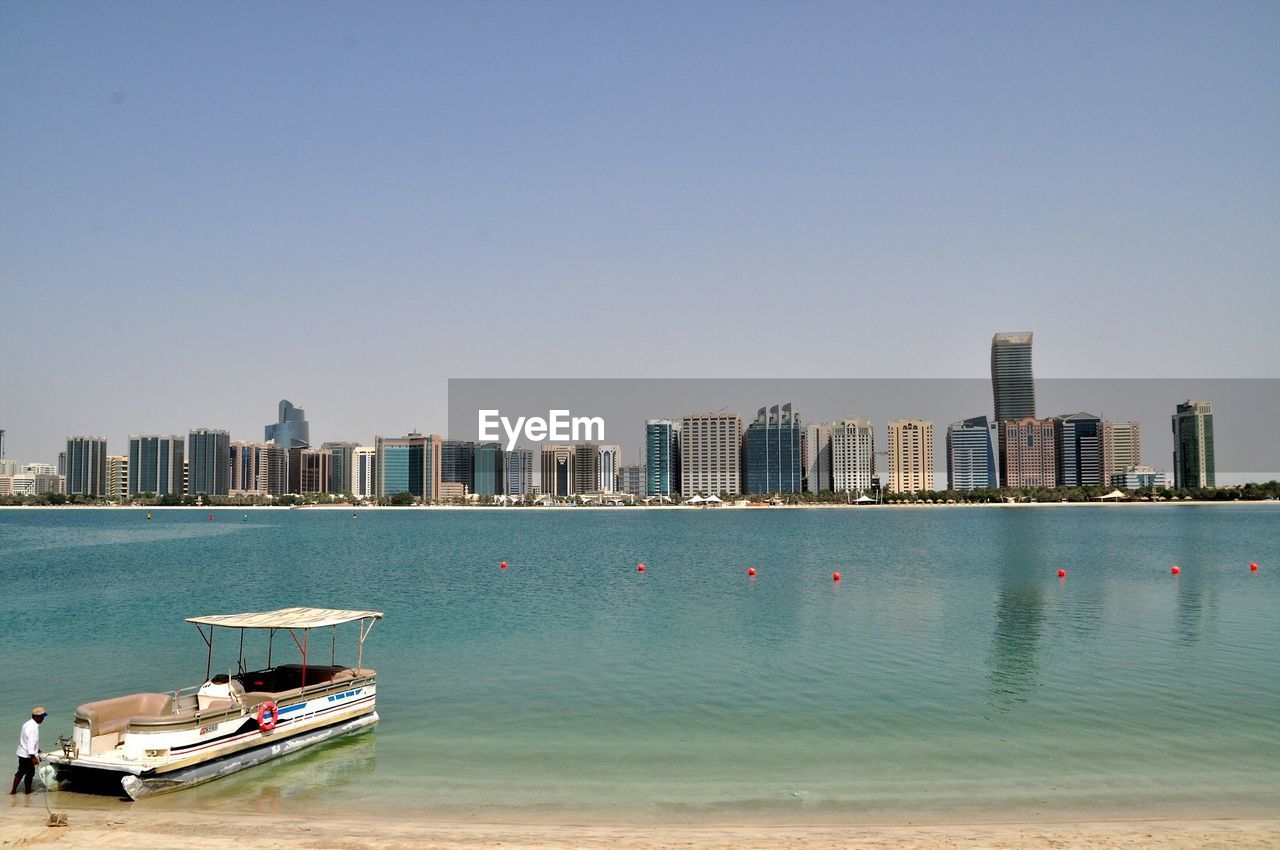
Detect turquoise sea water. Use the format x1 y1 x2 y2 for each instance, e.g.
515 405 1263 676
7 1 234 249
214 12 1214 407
1 505 1277 824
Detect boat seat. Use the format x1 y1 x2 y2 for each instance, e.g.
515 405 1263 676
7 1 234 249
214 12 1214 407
332 668 375 681
76 693 173 738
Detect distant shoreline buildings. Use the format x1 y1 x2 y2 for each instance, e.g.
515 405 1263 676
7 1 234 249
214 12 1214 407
0 333 1227 502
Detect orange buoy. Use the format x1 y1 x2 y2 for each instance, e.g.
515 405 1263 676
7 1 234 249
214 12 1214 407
747 567 756 577
1057 569 1067 578
1171 565 1180 575
1250 562 1259 571
500 561 507 569
637 563 646 573
832 571 841 582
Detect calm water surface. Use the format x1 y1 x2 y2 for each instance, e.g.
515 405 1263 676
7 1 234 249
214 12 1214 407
1 505 1277 824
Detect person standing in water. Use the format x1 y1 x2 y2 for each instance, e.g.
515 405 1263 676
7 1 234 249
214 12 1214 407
10 707 46 795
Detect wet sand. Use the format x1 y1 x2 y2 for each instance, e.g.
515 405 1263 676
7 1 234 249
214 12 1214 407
2 805 1277 849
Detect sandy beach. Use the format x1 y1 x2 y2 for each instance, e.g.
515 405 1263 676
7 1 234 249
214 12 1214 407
2 805 1278 849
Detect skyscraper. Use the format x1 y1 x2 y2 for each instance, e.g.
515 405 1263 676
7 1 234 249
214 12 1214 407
351 446 376 499
1053 412 1104 487
297 448 332 494
230 441 279 496
322 442 360 495
374 433 442 502
831 418 874 494
106 455 129 499
744 404 803 494
1172 400 1215 489
991 332 1036 423
597 445 621 493
1101 420 1142 484
473 442 505 497
264 399 310 449
1000 418 1056 488
573 443 600 494
804 423 833 494
504 448 533 497
888 419 934 494
65 436 108 496
129 435 185 496
441 440 476 494
540 444 574 497
645 419 681 497
946 416 997 491
188 428 231 496
680 412 741 497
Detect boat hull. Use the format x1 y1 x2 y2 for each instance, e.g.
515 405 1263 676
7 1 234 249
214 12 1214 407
120 711 378 799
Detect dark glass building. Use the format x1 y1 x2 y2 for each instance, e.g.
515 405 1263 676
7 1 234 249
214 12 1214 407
322 442 359 494
65 436 108 496
441 440 476 493
473 442 504 497
374 433 442 501
1054 412 1104 487
188 428 231 496
129 435 185 496
991 332 1036 422
743 403 803 494
946 416 997 491
1172 400 1215 489
645 420 681 497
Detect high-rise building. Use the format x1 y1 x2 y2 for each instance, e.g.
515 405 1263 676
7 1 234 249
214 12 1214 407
831 418 875 493
1112 465 1168 490
473 442 504 497
946 416 997 491
297 448 332 494
680 412 741 497
504 448 533 497
540 445 574 497
888 419 934 494
645 420 681 497
441 440 476 494
264 399 310 449
597 445 621 493
374 433 442 502
58 452 66 477
991 332 1036 423
106 455 129 499
1172 400 1215 489
1053 412 1104 487
129 435 185 496
188 428 231 496
1000 418 1056 488
230 441 277 496
573 443 600 494
351 447 376 499
322 442 360 495
619 464 645 496
744 404 803 494
65 436 108 496
1101 421 1141 484
804 423 833 494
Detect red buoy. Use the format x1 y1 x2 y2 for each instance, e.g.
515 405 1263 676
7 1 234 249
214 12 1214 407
1057 569 1067 578
500 561 507 569
1250 562 1259 572
748 567 756 577
638 563 645 573
832 571 841 582
208 513 213 521
1171 565 1180 575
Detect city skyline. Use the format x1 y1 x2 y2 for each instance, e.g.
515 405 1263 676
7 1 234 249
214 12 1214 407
3 4 1277 468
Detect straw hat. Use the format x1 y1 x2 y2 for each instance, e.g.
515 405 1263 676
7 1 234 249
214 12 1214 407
32 707 47 718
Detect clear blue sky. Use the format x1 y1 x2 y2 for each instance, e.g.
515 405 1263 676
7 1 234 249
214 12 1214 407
2 1 1277 463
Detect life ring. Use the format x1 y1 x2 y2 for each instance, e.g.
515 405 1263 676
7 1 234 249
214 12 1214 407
257 700 279 731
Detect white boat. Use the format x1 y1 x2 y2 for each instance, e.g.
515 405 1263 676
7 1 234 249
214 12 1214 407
44 606 382 799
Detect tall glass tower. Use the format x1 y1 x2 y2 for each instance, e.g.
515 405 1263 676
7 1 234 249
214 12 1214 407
188 428 231 496
1172 400 1215 489
991 332 1036 422
264 400 310 449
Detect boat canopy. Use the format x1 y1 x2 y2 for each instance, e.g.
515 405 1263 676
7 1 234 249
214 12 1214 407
186 607 383 630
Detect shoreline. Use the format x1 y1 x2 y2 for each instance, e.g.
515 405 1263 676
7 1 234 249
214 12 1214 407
1 500 1277 511
2 807 1277 849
